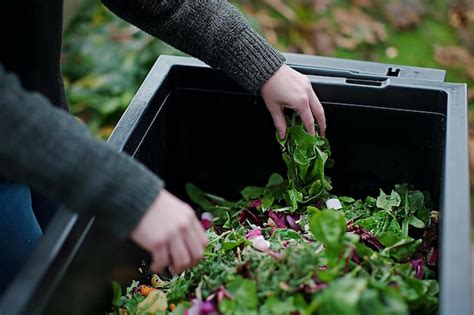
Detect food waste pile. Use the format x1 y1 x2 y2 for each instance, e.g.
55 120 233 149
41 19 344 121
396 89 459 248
111 116 439 315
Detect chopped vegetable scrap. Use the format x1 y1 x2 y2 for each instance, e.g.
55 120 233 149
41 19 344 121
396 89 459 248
111 115 438 315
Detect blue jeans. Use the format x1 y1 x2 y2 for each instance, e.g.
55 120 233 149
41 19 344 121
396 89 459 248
0 183 57 294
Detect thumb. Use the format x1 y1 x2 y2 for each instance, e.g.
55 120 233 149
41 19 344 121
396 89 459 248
269 106 287 139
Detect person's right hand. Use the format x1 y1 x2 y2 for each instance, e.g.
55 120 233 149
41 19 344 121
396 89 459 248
131 189 208 274
260 64 326 139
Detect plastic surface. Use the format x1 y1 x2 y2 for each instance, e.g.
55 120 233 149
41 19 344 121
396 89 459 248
1 54 469 315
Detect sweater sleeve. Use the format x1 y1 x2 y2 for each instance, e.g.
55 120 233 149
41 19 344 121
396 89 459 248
0 65 164 239
101 0 285 94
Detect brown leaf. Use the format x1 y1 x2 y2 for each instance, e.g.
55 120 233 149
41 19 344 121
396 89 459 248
434 45 474 79
434 45 472 67
333 8 387 49
449 3 474 30
264 0 296 22
262 28 280 47
253 10 282 29
310 20 336 55
110 25 140 42
385 0 423 30
335 37 358 50
468 88 474 103
434 45 474 80
313 0 331 13
352 0 374 8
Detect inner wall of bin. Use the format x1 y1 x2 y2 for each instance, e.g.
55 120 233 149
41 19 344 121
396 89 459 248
169 65 448 115
141 67 446 210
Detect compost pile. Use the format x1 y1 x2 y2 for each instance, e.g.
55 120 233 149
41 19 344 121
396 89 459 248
111 116 439 315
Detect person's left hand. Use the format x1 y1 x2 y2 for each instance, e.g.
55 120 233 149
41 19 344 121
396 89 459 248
260 64 326 139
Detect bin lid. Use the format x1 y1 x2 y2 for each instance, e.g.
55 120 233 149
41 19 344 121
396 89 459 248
285 53 447 82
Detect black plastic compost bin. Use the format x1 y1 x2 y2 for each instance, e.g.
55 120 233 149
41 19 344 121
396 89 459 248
1 54 470 315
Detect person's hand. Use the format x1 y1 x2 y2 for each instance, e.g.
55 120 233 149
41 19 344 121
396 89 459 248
131 189 208 274
260 64 326 138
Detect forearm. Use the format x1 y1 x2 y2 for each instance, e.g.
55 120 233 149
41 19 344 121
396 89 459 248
101 0 285 93
0 65 163 238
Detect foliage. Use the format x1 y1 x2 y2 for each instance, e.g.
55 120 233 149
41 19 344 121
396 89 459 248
62 0 182 137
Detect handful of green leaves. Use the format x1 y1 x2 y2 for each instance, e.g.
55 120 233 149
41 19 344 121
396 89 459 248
111 115 438 315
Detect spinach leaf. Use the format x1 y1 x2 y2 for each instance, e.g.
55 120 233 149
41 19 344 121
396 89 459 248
241 186 265 201
310 210 346 251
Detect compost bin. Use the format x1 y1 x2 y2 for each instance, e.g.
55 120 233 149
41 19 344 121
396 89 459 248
0 54 470 315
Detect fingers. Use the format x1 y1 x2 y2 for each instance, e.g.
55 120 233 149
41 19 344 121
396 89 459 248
193 218 209 247
269 106 287 139
308 86 326 136
169 236 191 274
183 228 205 266
296 101 315 135
150 219 207 274
150 245 170 273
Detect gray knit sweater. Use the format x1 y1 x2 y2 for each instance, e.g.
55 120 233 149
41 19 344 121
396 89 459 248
0 1 285 238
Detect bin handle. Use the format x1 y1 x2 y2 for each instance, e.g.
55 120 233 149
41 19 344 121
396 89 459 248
289 64 388 82
306 74 389 89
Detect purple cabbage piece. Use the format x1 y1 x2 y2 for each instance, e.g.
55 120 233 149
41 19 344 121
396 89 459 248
200 301 217 314
347 223 383 250
185 299 217 315
200 219 213 230
411 258 425 279
246 227 262 239
268 211 287 228
238 208 261 226
314 199 325 209
285 214 301 231
249 199 262 208
427 247 438 266
350 248 360 264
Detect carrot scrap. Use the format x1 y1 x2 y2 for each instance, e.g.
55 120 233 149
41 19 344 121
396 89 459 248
139 285 156 297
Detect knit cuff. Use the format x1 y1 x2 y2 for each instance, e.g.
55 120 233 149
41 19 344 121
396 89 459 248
218 27 286 94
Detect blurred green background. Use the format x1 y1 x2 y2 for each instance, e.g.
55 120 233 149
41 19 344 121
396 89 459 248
62 0 474 201
62 0 474 134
